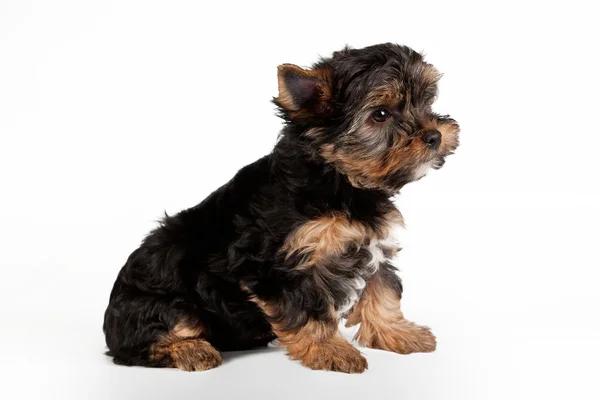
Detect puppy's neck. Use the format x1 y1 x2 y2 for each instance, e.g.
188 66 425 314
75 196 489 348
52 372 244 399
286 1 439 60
271 128 392 218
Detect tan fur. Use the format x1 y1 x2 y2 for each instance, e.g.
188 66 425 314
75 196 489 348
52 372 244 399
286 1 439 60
421 64 443 87
257 302 367 373
172 319 204 339
382 208 405 230
156 316 204 345
282 210 403 269
437 120 460 155
321 143 389 180
275 64 333 119
282 213 370 268
286 332 367 373
346 278 436 354
149 316 221 371
168 339 222 372
302 127 325 138
363 83 404 109
321 141 430 192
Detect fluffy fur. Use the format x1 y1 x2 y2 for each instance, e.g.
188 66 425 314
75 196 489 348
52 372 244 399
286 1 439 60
103 43 460 373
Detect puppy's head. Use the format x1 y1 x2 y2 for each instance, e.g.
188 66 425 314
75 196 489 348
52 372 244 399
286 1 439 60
274 43 460 194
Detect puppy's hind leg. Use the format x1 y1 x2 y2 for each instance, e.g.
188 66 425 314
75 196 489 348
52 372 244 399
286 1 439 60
104 293 222 371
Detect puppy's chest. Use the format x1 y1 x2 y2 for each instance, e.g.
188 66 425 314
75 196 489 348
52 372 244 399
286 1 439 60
282 209 404 315
335 233 402 316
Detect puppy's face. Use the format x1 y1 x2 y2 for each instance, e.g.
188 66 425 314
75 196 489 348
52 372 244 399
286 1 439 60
275 43 460 194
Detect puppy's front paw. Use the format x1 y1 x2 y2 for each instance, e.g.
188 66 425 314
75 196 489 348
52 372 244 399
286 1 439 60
356 321 437 354
300 338 368 373
399 325 436 354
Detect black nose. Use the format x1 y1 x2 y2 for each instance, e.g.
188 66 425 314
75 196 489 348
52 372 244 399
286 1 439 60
421 130 441 150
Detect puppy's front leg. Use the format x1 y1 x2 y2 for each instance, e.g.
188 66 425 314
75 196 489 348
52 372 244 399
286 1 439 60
346 264 437 354
251 289 367 373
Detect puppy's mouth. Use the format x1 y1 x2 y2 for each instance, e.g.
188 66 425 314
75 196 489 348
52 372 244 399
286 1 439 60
412 161 434 180
429 122 460 170
431 154 448 169
411 158 445 182
412 132 459 180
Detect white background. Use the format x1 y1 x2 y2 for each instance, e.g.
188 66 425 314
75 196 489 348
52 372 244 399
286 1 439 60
1 1 599 399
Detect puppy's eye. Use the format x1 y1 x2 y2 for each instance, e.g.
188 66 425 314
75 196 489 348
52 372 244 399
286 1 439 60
372 108 392 123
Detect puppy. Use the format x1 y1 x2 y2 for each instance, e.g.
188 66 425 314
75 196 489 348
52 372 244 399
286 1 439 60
103 43 460 373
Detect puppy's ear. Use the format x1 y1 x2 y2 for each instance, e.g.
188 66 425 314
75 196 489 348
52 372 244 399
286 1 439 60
274 64 333 121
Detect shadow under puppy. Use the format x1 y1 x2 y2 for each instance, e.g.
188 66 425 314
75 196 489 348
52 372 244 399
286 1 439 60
103 43 460 373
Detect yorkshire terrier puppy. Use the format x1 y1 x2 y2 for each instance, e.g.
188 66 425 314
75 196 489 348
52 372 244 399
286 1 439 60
104 43 460 373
